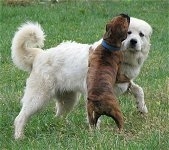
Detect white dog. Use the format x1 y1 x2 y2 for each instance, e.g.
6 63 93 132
11 17 152 139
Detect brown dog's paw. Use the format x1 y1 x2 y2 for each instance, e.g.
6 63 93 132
115 127 124 134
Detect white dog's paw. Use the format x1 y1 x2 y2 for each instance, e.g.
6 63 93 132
14 132 25 140
137 104 148 114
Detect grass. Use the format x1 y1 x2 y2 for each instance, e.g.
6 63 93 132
0 0 169 149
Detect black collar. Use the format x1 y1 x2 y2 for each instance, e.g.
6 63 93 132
101 40 120 52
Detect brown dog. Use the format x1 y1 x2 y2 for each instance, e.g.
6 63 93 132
87 14 130 131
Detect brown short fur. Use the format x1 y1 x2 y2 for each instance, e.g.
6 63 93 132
87 14 130 130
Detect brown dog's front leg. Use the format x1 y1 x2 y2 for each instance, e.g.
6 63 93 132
116 63 130 83
116 73 130 83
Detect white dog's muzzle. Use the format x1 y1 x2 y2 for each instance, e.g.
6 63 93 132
122 36 142 52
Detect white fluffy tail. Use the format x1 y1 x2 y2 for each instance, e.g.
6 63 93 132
11 22 45 72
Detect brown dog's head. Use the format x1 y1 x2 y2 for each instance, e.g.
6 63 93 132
103 14 130 48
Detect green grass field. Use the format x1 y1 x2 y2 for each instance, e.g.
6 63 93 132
0 0 169 149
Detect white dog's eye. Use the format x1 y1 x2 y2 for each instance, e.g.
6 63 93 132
128 31 132 34
139 32 144 37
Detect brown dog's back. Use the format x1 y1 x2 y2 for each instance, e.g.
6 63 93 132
87 45 124 129
88 45 123 95
87 14 130 130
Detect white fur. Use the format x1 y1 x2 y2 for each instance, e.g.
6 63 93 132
12 17 152 139
11 22 45 72
115 17 152 113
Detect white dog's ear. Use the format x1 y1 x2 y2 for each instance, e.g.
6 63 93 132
149 27 153 37
146 26 153 43
147 27 153 46
147 24 153 38
144 24 153 41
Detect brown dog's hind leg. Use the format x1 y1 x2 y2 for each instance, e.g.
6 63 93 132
110 110 124 131
87 102 101 129
108 100 124 131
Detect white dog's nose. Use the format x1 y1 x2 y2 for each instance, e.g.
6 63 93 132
130 39 137 46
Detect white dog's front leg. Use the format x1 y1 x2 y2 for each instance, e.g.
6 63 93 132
129 81 148 113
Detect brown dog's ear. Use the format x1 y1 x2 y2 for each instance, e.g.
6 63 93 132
103 23 112 39
106 23 111 32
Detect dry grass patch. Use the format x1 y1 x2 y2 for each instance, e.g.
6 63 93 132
3 0 34 6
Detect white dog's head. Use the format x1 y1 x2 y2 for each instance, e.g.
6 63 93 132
122 17 152 53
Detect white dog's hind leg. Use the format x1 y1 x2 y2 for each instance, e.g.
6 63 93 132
129 81 148 113
14 110 27 140
14 83 51 139
55 91 79 117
